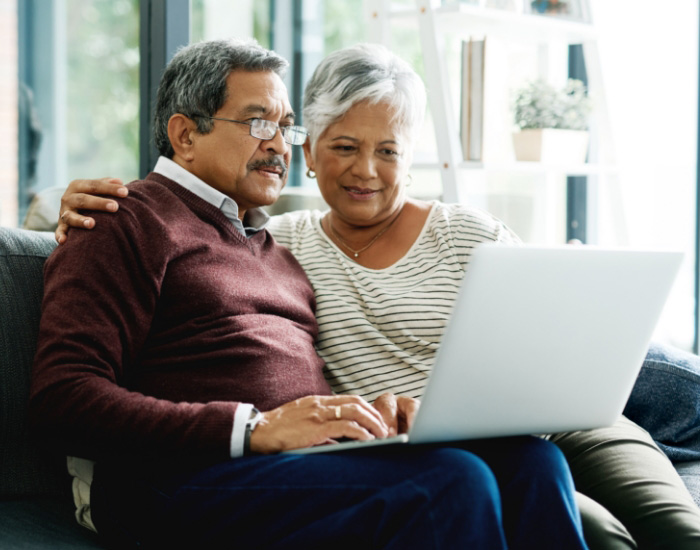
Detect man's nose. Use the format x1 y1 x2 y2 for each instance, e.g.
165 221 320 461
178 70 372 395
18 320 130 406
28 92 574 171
261 126 290 156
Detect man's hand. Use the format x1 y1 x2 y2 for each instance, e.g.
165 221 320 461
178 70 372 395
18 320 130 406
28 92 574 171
373 393 420 437
56 178 128 244
249 395 391 454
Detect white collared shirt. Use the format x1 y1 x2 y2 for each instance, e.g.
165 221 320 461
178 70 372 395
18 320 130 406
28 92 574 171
153 156 270 238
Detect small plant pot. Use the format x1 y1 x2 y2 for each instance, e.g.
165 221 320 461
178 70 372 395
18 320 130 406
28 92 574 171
512 128 589 163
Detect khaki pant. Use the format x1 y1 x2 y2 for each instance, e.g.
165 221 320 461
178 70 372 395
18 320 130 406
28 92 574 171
549 416 700 550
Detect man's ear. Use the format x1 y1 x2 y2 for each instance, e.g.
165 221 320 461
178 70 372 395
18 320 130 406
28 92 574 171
302 139 315 173
168 114 198 161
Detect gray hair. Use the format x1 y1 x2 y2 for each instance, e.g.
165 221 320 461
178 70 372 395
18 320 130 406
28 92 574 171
302 43 426 146
154 39 289 158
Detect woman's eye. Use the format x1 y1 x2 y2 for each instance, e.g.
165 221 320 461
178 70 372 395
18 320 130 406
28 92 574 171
333 145 356 152
379 149 400 157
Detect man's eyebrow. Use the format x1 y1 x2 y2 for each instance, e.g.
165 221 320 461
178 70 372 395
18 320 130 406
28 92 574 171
240 104 296 122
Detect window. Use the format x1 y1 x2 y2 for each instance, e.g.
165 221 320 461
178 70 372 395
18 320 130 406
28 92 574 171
13 0 139 226
5 0 699 350
590 0 698 350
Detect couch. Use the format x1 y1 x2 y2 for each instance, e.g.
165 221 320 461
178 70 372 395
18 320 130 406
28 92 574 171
3 206 700 547
0 227 103 548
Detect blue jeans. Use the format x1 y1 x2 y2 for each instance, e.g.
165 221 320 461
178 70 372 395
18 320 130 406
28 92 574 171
91 436 587 549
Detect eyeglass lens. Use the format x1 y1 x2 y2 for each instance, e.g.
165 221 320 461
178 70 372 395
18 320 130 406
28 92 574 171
251 119 307 146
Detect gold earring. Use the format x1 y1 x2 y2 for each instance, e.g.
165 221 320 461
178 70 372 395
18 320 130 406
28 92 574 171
306 168 316 179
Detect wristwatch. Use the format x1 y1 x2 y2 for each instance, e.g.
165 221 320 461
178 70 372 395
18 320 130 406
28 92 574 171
243 407 262 456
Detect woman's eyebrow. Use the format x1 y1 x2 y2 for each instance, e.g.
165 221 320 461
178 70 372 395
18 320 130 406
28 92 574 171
329 137 400 146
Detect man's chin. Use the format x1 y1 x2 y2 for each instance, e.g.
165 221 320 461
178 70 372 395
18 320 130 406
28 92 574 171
258 178 287 207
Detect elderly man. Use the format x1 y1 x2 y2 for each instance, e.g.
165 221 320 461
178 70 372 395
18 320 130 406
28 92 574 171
29 39 586 549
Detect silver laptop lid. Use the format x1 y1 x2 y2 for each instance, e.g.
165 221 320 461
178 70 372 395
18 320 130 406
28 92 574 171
410 245 683 443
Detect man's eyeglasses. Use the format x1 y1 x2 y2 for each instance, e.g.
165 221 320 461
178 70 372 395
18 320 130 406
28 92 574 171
193 115 308 146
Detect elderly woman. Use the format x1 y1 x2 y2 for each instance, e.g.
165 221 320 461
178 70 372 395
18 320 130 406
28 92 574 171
57 43 700 548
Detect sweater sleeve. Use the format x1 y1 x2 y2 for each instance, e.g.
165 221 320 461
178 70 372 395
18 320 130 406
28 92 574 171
28 199 237 462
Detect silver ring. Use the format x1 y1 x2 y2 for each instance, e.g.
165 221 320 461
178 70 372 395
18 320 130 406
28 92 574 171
335 405 342 420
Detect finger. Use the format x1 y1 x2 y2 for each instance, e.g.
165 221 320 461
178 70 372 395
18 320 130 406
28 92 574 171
373 393 399 437
64 193 122 214
59 210 96 230
68 177 127 198
55 217 68 244
60 179 128 231
331 395 388 427
330 402 389 439
397 397 421 434
321 420 376 443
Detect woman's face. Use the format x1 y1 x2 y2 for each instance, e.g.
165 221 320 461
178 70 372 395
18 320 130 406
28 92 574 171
303 100 413 228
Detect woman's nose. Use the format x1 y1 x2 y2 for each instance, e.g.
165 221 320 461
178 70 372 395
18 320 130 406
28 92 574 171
351 152 378 180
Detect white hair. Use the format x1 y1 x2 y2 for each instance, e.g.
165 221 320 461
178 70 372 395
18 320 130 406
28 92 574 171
302 43 426 147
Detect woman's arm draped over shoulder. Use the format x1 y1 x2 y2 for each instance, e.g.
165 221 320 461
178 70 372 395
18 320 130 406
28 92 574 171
55 177 128 243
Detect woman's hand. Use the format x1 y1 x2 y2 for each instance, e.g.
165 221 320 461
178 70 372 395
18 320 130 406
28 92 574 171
373 393 420 437
56 178 128 244
249 395 391 454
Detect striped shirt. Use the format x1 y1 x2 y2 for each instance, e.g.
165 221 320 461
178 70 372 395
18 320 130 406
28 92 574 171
268 201 519 402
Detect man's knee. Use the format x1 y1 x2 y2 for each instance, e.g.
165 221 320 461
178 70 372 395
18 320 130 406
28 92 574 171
423 447 500 500
511 436 572 480
387 448 506 547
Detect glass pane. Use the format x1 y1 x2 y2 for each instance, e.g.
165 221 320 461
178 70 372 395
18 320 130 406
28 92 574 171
191 0 270 46
322 0 365 55
12 0 139 228
65 0 139 182
589 0 698 350
1 0 19 226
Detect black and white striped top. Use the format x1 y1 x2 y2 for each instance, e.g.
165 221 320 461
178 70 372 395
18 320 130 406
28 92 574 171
268 201 519 402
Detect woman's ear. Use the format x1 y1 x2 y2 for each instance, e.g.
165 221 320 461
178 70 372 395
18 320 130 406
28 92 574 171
302 139 315 173
168 114 197 162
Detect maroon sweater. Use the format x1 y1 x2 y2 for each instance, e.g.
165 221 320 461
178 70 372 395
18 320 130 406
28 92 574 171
29 173 330 462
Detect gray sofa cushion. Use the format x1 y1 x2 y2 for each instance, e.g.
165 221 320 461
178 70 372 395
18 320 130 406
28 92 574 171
675 461 700 508
624 341 700 462
0 498 102 549
0 228 62 497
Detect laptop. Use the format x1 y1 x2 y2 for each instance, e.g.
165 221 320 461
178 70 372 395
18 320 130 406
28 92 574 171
289 244 683 454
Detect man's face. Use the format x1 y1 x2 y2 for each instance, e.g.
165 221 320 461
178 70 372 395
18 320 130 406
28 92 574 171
188 70 293 216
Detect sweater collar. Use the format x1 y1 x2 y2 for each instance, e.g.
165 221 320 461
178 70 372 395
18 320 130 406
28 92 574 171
153 156 270 238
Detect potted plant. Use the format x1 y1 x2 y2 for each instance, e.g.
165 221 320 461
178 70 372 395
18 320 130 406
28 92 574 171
511 78 592 163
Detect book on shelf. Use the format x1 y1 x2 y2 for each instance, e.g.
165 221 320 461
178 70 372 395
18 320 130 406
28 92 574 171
460 37 486 162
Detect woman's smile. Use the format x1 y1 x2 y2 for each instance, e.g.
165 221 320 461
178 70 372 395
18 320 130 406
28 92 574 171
343 186 380 201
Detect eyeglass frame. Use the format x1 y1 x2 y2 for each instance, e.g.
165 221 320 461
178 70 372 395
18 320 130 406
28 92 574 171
191 114 309 146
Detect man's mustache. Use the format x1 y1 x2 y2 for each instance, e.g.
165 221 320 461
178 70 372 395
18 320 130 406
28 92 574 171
248 157 288 178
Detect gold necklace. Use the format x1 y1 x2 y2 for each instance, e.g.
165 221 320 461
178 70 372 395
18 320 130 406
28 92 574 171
327 208 403 260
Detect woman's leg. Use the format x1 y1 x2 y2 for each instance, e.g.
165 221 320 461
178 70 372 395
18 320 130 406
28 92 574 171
549 415 700 549
92 447 508 549
576 492 637 550
462 436 589 550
